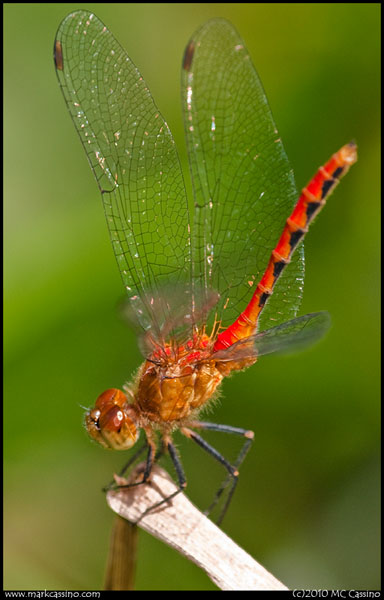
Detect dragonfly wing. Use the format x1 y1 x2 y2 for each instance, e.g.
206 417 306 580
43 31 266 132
181 19 305 332
213 312 331 362
118 285 220 356
54 11 191 333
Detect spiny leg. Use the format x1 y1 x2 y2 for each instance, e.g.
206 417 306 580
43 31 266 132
112 441 156 493
198 424 255 521
137 439 187 521
103 441 148 492
106 438 188 523
182 422 254 524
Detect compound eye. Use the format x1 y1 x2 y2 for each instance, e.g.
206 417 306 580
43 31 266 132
88 408 101 426
98 405 139 450
85 392 139 451
95 388 127 410
99 405 124 432
85 408 110 449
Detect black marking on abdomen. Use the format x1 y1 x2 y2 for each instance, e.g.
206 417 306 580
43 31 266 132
258 291 271 307
332 166 344 179
306 201 321 221
273 260 286 278
321 166 344 198
321 178 336 198
289 228 305 249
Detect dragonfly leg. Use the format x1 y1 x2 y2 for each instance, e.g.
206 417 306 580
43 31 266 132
102 441 148 491
182 422 254 524
109 440 156 495
137 439 187 521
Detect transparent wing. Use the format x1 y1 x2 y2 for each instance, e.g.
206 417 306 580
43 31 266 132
213 312 331 362
181 18 305 332
118 285 220 356
54 10 191 332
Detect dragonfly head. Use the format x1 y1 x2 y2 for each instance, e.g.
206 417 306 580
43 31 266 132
85 388 139 450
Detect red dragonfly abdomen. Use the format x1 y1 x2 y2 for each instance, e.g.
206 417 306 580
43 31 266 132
214 142 358 351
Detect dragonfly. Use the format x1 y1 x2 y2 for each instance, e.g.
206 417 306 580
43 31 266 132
54 11 357 522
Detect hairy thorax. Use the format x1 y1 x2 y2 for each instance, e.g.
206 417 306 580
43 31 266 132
86 334 257 450
132 358 224 424
126 336 257 427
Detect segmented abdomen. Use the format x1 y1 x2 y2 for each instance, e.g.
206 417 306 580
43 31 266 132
214 142 357 350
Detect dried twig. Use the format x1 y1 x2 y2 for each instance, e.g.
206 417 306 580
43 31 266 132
104 516 138 590
106 464 288 591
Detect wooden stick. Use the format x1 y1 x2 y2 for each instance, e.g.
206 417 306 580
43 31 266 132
104 515 138 590
106 464 288 591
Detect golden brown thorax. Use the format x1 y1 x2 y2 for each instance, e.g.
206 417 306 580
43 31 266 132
86 332 257 450
135 357 224 424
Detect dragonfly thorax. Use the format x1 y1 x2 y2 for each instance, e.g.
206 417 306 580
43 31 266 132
85 353 225 451
134 356 224 425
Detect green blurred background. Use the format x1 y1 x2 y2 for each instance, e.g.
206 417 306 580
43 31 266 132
4 2 380 591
